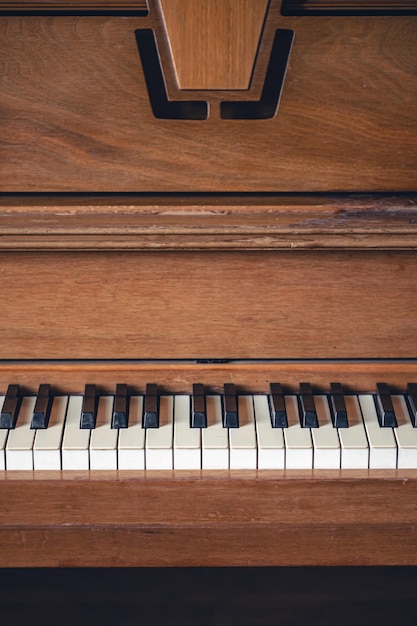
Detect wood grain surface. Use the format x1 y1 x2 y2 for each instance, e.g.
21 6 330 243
159 0 269 90
1 359 417 395
0 470 417 566
1 194 417 250
1 2 416 191
0 249 416 360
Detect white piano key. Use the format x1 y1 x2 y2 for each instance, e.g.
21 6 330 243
146 395 173 470
393 395 417 469
6 396 36 470
62 395 91 470
312 395 341 469
339 395 369 469
202 395 229 470
0 396 7 470
173 395 201 470
359 394 397 469
90 396 118 470
284 395 313 469
229 396 257 469
254 394 285 469
118 396 145 470
33 396 68 470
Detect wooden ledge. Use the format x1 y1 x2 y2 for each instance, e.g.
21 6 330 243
0 470 417 566
0 194 416 250
1 358 417 393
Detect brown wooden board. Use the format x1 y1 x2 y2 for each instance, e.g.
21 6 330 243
1 3 416 192
0 249 416 360
0 471 417 566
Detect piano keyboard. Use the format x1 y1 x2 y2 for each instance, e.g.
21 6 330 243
1 384 417 470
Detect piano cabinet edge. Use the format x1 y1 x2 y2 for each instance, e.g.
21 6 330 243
1 360 417 394
1 194 417 251
0 470 417 567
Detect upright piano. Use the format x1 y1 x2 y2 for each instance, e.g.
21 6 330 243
1 0 417 567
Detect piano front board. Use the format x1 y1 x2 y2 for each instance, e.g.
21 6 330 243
1 0 417 192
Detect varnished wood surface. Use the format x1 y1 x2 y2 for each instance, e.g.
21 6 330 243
1 195 417 250
0 470 417 566
159 0 269 90
1 359 417 394
0 249 416 360
1 3 416 191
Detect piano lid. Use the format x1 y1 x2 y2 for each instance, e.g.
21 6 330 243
0 0 416 192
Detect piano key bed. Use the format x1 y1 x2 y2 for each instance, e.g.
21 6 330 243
2 382 417 471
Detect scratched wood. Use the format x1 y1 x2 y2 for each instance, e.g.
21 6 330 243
1 2 416 191
0 194 417 250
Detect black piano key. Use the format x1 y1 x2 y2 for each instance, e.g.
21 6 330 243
0 384 20 429
375 382 397 428
80 384 97 429
406 383 417 427
143 383 159 428
223 383 239 428
31 384 52 429
191 383 207 428
112 384 129 429
329 382 349 428
298 382 319 428
269 383 288 428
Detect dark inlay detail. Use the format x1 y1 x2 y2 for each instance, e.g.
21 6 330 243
281 1 417 15
220 29 294 121
135 29 209 121
0 0 149 15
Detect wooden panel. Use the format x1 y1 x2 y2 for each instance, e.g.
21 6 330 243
0 250 416 360
0 471 417 566
159 0 269 90
282 1 417 13
0 0 148 12
1 9 416 191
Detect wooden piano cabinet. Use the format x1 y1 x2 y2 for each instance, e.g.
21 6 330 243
1 0 417 568
0 197 416 567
